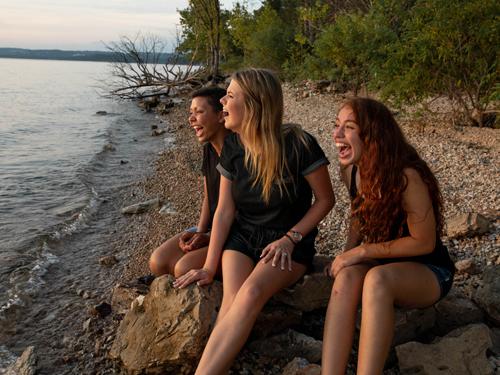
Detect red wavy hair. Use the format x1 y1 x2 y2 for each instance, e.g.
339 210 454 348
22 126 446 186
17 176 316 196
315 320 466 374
343 97 444 243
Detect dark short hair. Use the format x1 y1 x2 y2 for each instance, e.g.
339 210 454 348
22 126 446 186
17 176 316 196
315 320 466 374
191 86 226 112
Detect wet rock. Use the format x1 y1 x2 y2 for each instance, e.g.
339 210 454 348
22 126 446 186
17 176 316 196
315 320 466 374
473 265 500 325
151 124 158 130
5 346 37 375
282 357 321 375
139 96 159 111
447 212 490 238
99 255 119 267
90 302 112 318
121 197 161 214
109 275 222 374
249 329 322 363
151 129 166 136
433 290 484 336
396 323 493 375
103 143 116 152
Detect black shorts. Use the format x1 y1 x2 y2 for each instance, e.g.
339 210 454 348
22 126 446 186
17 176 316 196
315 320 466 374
223 220 316 268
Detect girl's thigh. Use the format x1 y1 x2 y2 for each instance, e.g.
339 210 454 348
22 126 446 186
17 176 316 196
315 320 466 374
364 262 441 308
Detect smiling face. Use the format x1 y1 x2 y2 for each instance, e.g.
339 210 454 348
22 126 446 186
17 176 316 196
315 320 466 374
220 79 245 133
189 96 224 144
333 105 364 166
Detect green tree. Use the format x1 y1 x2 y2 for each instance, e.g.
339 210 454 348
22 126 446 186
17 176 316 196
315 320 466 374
178 0 222 80
380 0 499 125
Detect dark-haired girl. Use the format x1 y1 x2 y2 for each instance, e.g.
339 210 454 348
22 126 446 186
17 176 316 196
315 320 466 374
322 98 454 374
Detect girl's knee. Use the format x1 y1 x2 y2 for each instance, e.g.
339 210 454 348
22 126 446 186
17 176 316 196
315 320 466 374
236 283 268 313
173 259 190 278
331 266 368 298
362 266 394 302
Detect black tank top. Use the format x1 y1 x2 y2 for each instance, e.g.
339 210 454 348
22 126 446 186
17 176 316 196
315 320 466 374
349 166 455 273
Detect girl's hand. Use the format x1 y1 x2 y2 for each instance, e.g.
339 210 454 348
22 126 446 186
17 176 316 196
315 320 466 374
173 268 214 289
179 232 210 252
330 246 368 277
260 236 295 271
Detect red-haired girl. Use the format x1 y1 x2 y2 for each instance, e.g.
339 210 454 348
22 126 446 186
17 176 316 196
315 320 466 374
323 97 454 374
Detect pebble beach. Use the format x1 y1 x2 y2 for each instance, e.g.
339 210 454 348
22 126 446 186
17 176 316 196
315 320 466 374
20 84 497 374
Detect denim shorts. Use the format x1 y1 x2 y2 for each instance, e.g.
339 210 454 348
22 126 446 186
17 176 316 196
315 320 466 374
425 263 453 300
223 220 316 268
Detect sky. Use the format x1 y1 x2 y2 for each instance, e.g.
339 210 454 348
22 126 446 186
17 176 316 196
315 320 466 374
0 0 262 51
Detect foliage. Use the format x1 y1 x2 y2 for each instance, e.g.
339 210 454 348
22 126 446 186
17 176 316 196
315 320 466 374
378 0 499 125
172 0 500 126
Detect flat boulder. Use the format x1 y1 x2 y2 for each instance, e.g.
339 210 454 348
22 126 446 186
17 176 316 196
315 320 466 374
109 275 222 374
433 290 484 335
396 323 493 375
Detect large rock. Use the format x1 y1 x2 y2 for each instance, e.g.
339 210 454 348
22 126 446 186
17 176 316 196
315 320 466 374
109 275 222 374
396 323 493 375
447 212 490 238
252 302 302 339
111 282 149 314
473 265 500 325
5 346 37 375
433 290 484 335
273 272 333 312
388 307 436 346
249 329 322 363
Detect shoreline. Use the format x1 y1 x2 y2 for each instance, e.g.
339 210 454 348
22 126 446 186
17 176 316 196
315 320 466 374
35 86 498 374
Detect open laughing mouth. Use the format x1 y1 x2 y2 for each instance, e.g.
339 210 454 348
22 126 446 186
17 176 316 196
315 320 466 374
336 142 351 158
193 126 203 137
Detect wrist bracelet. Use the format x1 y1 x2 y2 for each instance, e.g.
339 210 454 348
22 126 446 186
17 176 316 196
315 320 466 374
284 233 297 245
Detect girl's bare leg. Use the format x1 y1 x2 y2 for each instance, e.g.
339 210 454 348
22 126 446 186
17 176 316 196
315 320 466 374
216 250 254 323
357 262 441 375
321 264 372 375
195 259 307 375
149 233 185 276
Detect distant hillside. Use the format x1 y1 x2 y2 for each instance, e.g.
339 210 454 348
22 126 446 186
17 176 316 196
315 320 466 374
0 48 183 63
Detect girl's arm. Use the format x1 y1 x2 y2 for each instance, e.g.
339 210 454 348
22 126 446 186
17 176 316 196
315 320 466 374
174 175 235 288
196 178 211 233
261 165 335 269
288 165 335 237
179 178 211 252
359 168 437 258
331 168 437 276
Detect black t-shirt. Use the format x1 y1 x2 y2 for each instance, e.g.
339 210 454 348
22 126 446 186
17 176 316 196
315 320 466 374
217 130 329 231
201 143 221 227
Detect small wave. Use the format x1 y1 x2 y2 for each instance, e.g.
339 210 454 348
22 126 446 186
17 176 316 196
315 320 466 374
0 243 59 318
50 186 100 241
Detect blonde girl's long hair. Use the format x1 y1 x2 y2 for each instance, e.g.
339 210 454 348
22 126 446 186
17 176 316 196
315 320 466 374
232 68 306 204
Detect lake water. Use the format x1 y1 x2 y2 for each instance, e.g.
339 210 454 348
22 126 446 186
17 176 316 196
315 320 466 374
0 58 171 372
